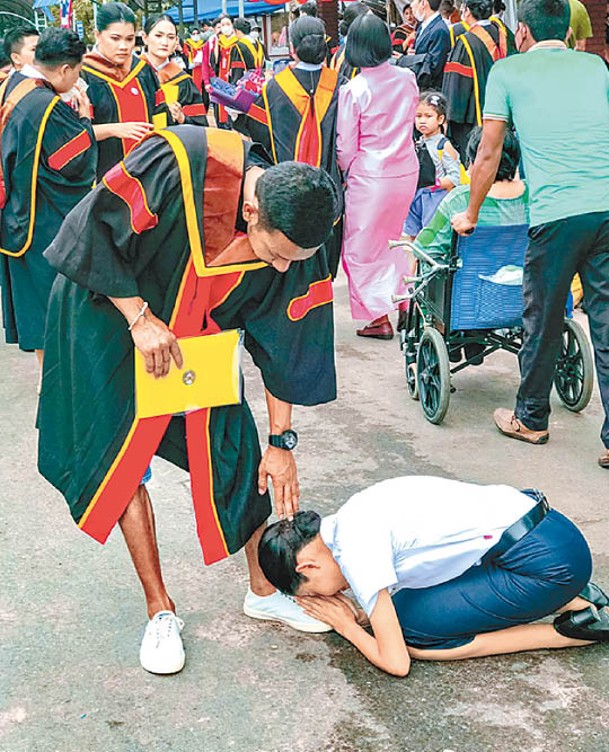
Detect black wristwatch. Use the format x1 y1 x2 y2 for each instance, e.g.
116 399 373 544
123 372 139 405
269 429 298 451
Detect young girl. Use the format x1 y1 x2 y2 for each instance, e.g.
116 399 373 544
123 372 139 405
259 477 609 677
404 91 464 239
141 15 207 128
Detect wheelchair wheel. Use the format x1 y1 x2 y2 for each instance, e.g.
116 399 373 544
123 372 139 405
554 317 593 412
404 306 423 401
417 327 450 424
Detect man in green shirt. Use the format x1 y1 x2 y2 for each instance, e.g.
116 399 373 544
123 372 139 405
452 0 609 468
567 0 592 49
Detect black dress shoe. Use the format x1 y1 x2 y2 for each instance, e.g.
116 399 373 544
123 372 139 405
579 582 609 608
554 605 609 641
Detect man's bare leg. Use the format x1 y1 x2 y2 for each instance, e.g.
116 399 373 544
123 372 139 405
244 522 275 597
119 484 175 618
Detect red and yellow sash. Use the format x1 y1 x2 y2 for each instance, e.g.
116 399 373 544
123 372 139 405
264 66 338 167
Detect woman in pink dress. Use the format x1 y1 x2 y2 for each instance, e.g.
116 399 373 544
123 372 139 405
337 13 419 340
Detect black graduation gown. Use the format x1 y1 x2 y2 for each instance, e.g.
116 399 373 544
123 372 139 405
38 126 336 565
82 54 166 179
247 66 345 278
442 20 510 159
0 74 97 351
143 57 208 127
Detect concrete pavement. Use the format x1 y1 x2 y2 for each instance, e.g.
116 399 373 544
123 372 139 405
1 273 608 752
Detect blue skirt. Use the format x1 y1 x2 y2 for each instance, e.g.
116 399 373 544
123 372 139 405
392 510 592 649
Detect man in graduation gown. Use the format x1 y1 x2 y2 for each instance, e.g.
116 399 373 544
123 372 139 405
0 28 96 370
38 125 338 675
247 17 344 278
443 0 511 159
230 17 266 84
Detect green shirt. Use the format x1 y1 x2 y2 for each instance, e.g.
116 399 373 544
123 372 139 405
568 0 592 48
483 44 609 227
414 184 529 261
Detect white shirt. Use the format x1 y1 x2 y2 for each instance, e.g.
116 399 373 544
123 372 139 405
320 476 536 617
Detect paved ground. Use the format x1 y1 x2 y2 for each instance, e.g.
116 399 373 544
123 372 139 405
1 274 608 752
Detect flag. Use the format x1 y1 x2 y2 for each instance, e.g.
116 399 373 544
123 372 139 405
60 0 73 28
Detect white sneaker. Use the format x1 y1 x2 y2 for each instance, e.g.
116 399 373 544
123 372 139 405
139 611 186 675
243 588 332 633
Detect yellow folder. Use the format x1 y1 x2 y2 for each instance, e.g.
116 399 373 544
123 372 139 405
135 330 243 419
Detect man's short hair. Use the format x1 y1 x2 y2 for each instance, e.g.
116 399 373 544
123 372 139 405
465 0 493 19
3 26 39 63
428 0 443 12
255 162 337 249
34 28 86 69
258 512 322 595
518 0 570 41
346 13 392 68
233 17 251 35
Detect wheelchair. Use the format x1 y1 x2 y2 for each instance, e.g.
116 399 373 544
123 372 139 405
393 225 594 425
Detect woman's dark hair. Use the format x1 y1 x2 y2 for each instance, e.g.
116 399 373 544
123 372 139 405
465 0 494 20
35 28 86 68
419 90 447 120
255 162 338 248
234 17 251 35
346 13 391 68
518 0 570 41
143 14 177 36
258 511 322 594
466 126 521 181
300 1 318 17
290 16 327 65
96 2 136 32
339 2 368 38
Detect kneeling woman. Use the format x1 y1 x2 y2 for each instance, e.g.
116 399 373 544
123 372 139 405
259 476 609 676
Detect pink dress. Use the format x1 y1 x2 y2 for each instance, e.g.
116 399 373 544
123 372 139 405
337 61 419 320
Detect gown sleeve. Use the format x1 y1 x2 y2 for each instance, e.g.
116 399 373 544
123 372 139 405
178 75 208 126
241 252 337 406
41 101 97 181
442 38 475 124
43 137 181 298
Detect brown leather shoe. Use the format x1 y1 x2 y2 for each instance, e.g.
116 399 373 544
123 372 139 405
493 408 549 445
356 316 394 341
599 450 609 469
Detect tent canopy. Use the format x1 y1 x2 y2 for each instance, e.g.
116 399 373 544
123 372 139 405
166 0 286 23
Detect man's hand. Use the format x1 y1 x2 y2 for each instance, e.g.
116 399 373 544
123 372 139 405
295 595 357 634
73 87 92 119
130 312 183 378
451 210 478 236
258 446 300 520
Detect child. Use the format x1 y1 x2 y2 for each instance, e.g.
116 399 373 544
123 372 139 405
404 91 464 240
258 476 609 677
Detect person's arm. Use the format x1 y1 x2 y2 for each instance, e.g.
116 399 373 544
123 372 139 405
93 122 153 142
336 85 360 173
298 589 410 677
257 390 299 521
437 140 461 190
451 118 506 234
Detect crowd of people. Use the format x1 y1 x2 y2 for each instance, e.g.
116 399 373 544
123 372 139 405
1 0 609 680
